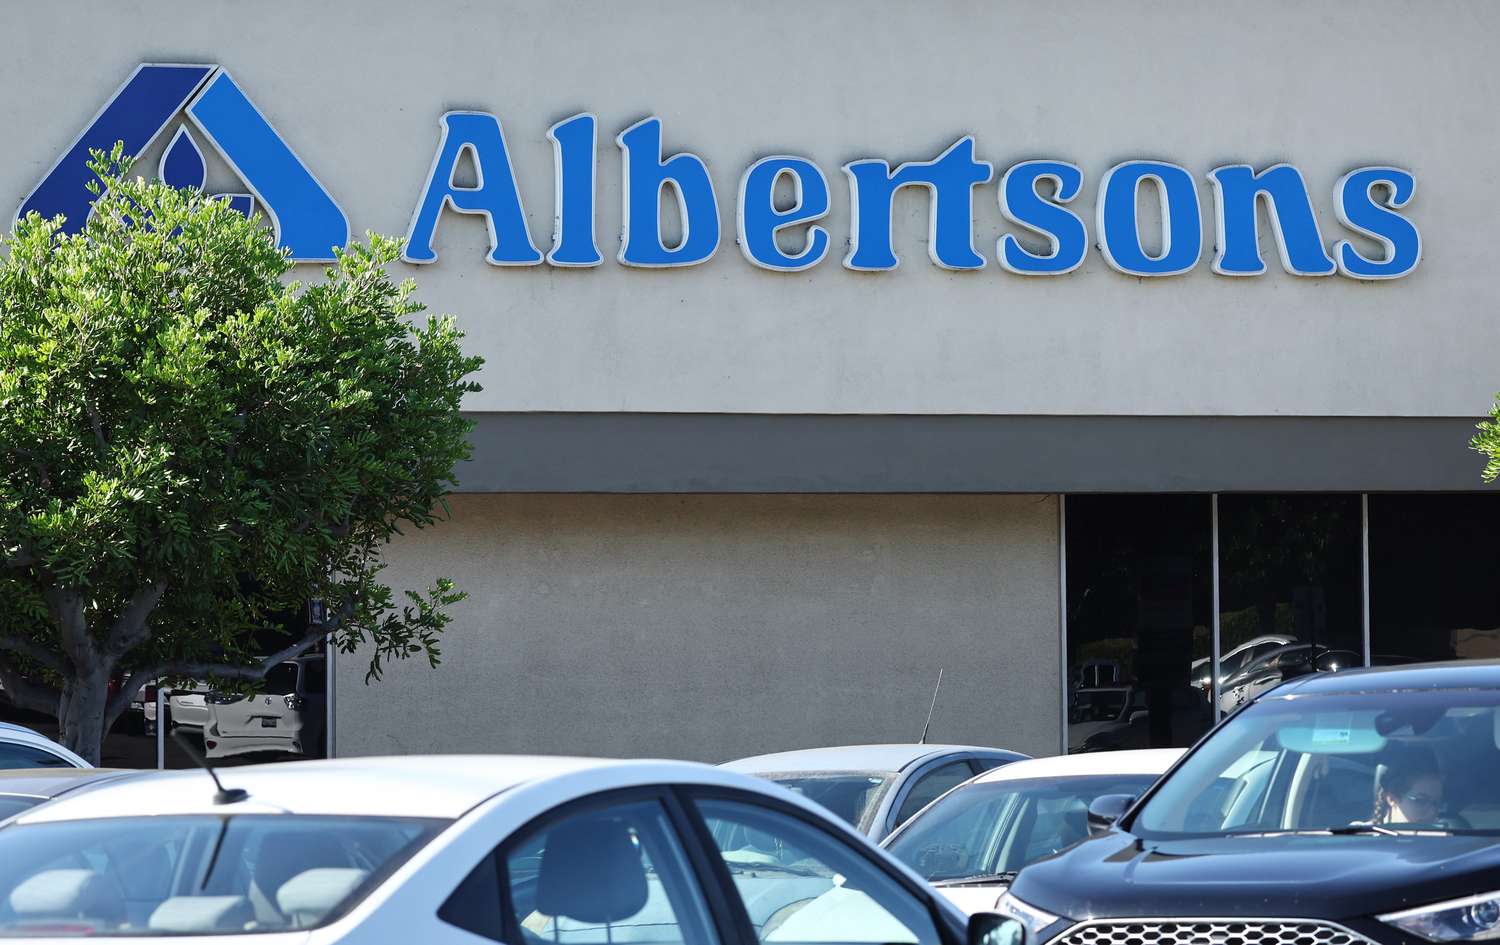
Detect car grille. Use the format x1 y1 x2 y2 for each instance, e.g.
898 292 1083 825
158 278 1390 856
1053 919 1376 945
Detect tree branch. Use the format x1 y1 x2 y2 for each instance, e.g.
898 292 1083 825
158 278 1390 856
83 401 108 456
105 597 355 728
0 636 65 672
0 658 62 717
103 581 167 658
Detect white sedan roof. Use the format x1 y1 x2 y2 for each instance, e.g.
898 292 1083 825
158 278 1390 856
971 748 1184 784
16 755 730 823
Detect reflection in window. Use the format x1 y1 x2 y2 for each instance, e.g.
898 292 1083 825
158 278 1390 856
1066 495 1213 754
1370 495 1500 663
1215 495 1363 716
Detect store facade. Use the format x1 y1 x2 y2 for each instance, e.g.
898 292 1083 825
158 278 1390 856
2 0 1497 764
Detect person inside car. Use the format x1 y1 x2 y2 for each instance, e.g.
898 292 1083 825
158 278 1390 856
1373 748 1446 826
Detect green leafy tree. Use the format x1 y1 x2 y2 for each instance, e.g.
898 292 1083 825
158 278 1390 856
1476 397 1500 483
0 151 481 763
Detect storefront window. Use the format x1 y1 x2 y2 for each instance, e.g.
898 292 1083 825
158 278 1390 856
1215 495 1364 716
1065 495 1214 753
1369 494 1500 663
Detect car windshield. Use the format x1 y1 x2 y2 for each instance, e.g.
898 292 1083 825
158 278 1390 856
884 774 1160 883
1134 689 1500 839
0 814 445 936
766 772 895 829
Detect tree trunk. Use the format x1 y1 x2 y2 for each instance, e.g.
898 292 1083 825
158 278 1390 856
58 668 112 766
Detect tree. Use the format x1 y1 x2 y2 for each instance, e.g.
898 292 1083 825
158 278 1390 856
0 151 482 763
1476 397 1500 484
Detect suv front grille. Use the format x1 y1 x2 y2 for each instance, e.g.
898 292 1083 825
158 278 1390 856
1053 919 1376 945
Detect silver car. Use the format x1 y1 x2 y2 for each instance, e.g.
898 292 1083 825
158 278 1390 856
722 743 1028 840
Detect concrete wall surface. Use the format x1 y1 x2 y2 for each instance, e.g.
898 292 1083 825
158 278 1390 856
2 1 1497 418
336 494 1062 760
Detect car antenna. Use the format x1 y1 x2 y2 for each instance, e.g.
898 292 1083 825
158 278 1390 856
171 728 249 805
919 668 944 745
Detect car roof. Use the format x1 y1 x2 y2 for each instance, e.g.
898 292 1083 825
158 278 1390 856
970 748 1184 784
1274 659 1500 696
0 768 135 799
721 744 1018 775
15 755 740 823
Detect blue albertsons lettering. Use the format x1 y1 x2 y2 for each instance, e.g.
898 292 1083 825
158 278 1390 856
21 63 1422 279
403 115 1421 279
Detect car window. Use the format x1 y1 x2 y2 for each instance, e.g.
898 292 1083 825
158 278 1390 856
262 663 299 696
764 773 895 831
442 799 718 945
0 743 75 769
695 797 940 945
893 761 974 828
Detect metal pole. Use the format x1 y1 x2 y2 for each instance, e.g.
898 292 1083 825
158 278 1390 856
325 634 337 758
1211 495 1222 723
1058 494 1069 756
1362 494 1372 666
155 686 165 770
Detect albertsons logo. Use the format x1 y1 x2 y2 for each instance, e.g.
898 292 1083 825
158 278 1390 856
17 63 347 262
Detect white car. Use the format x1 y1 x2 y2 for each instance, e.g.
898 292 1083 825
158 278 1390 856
882 748 1184 914
0 754 1005 944
0 722 89 769
203 655 325 760
167 688 212 730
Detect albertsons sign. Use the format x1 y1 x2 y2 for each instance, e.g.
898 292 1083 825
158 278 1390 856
22 63 1421 280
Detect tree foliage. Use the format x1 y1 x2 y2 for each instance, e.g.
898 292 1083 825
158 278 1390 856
0 149 481 761
1476 396 1500 484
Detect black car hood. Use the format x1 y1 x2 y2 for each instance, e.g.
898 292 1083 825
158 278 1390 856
1011 830 1500 921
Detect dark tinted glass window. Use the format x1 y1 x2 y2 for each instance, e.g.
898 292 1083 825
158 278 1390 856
1370 494 1500 662
263 663 299 696
439 852 506 941
1066 495 1213 753
1215 495 1364 715
0 744 73 769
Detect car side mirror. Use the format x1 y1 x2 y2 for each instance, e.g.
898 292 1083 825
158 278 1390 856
1087 793 1136 835
969 913 1027 945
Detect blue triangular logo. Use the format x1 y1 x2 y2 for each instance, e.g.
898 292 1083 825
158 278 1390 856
17 63 349 262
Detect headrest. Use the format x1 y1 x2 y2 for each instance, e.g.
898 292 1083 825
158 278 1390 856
148 896 254 933
276 868 369 927
535 816 648 924
9 869 123 921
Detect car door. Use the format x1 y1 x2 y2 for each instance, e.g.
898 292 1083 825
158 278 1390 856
432 785 958 945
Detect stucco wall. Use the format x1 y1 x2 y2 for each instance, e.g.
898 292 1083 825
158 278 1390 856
2 1 1497 418
336 494 1062 761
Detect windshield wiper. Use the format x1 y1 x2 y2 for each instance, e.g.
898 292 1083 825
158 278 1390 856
932 871 1019 888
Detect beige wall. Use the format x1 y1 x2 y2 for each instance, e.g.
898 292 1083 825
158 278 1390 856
336 494 1062 761
4 1 1498 418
